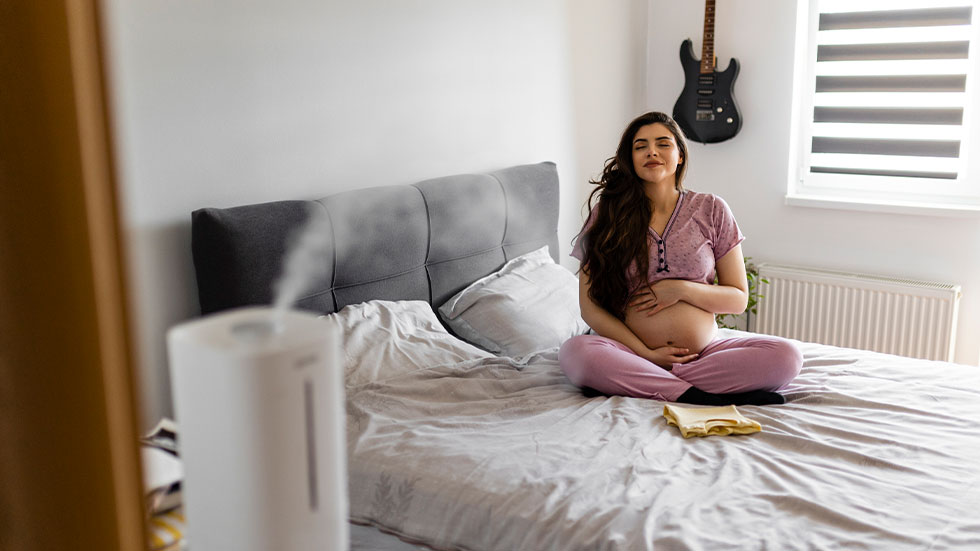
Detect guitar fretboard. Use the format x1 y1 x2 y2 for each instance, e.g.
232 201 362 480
700 0 716 74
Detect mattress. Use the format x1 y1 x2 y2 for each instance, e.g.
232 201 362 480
336 304 980 551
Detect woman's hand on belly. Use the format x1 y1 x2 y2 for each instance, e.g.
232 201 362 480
625 300 718 356
628 279 689 316
636 344 700 370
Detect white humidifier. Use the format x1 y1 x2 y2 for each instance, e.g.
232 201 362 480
167 306 348 551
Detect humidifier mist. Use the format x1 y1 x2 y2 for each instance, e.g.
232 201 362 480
273 203 332 312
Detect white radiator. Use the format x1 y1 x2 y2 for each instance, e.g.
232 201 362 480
752 264 961 362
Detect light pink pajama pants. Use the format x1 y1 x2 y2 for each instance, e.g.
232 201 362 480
558 334 802 402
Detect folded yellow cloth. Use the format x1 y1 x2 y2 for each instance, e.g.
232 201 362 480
148 507 184 551
663 404 762 438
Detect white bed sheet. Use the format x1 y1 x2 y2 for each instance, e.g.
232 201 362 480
333 305 980 551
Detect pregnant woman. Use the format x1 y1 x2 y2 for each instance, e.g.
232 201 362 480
559 112 801 405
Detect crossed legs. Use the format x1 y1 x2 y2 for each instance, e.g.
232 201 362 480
558 334 802 404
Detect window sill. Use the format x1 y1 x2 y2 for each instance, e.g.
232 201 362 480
785 193 980 218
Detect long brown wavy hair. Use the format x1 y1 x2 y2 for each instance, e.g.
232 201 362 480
577 112 690 319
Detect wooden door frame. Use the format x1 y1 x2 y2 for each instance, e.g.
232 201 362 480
0 1 147 549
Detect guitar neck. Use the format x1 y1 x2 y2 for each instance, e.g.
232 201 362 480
700 0 716 74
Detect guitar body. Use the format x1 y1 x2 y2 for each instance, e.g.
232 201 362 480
672 39 742 144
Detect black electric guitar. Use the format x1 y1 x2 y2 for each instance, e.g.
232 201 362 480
672 0 742 144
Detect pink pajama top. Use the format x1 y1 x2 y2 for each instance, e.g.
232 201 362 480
571 190 744 295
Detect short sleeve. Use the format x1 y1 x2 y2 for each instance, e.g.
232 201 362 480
570 205 599 262
710 195 744 261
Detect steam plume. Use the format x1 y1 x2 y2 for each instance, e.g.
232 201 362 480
273 203 332 311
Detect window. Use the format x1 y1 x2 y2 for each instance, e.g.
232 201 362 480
789 0 980 213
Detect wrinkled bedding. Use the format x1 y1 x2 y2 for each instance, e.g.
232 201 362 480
329 302 980 551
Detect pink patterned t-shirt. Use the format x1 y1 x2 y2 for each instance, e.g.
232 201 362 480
571 190 744 295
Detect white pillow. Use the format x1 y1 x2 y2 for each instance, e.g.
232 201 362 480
320 300 492 388
438 246 589 357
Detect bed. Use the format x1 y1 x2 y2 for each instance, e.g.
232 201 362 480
191 162 980 551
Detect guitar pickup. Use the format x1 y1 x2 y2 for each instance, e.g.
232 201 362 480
696 89 714 96
698 76 715 85
695 110 715 121
696 99 713 109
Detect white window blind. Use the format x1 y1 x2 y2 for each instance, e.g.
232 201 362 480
791 0 980 211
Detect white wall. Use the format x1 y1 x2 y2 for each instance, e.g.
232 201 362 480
566 0 650 220
103 0 648 429
646 0 980 365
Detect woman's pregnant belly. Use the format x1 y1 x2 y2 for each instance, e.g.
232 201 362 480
625 301 717 354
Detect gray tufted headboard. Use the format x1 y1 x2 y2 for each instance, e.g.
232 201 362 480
191 162 560 315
